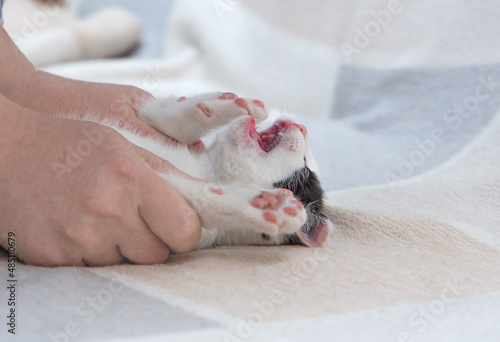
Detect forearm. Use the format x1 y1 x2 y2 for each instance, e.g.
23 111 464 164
10 69 101 119
0 27 66 116
0 26 37 101
0 26 94 118
1 25 150 120
0 26 170 145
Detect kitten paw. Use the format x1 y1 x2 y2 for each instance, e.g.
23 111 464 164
189 92 268 122
139 92 268 144
182 181 306 236
249 189 306 235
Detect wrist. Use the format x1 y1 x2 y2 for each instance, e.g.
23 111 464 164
0 27 37 99
0 95 40 161
30 70 78 116
3 69 89 119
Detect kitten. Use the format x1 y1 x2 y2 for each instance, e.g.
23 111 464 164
104 92 332 249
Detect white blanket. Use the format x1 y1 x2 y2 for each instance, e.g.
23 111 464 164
1 0 499 341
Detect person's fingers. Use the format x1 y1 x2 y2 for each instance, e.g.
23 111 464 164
20 231 124 267
123 139 177 172
106 86 179 145
79 246 125 267
60 208 173 266
118 135 202 253
56 219 130 267
128 119 183 146
137 169 201 254
116 216 171 265
121 87 208 150
187 139 207 153
126 140 204 182
126 86 154 114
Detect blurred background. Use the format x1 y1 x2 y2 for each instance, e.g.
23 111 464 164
70 0 174 59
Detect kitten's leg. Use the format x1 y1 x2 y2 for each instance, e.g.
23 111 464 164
139 92 268 144
160 174 306 236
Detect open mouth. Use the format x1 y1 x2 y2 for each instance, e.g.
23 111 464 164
249 120 291 153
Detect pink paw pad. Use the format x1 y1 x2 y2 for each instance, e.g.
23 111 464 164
261 191 278 208
252 99 265 108
283 207 297 216
251 191 278 209
235 98 248 109
177 96 187 102
251 198 264 209
212 189 223 195
197 103 210 117
219 92 238 100
264 211 277 223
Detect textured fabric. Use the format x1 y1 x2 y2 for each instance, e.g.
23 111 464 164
1 0 500 341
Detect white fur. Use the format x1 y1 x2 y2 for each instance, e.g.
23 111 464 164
107 93 319 249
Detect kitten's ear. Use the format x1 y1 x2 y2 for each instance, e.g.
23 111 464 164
296 213 331 247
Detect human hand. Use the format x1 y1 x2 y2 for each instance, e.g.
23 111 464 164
0 98 201 266
28 71 187 145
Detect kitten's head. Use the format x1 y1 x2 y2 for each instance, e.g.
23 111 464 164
209 117 331 247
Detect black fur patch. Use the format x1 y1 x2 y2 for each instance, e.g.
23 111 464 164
273 167 324 213
273 167 326 245
283 233 303 245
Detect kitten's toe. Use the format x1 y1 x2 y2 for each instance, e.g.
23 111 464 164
248 99 268 121
250 189 306 235
219 92 238 100
196 103 211 117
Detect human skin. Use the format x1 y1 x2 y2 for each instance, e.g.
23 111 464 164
0 26 201 266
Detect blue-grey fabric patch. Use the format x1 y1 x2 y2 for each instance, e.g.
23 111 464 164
0 262 219 341
299 65 500 191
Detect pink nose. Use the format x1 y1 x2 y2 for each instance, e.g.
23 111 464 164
294 123 307 137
